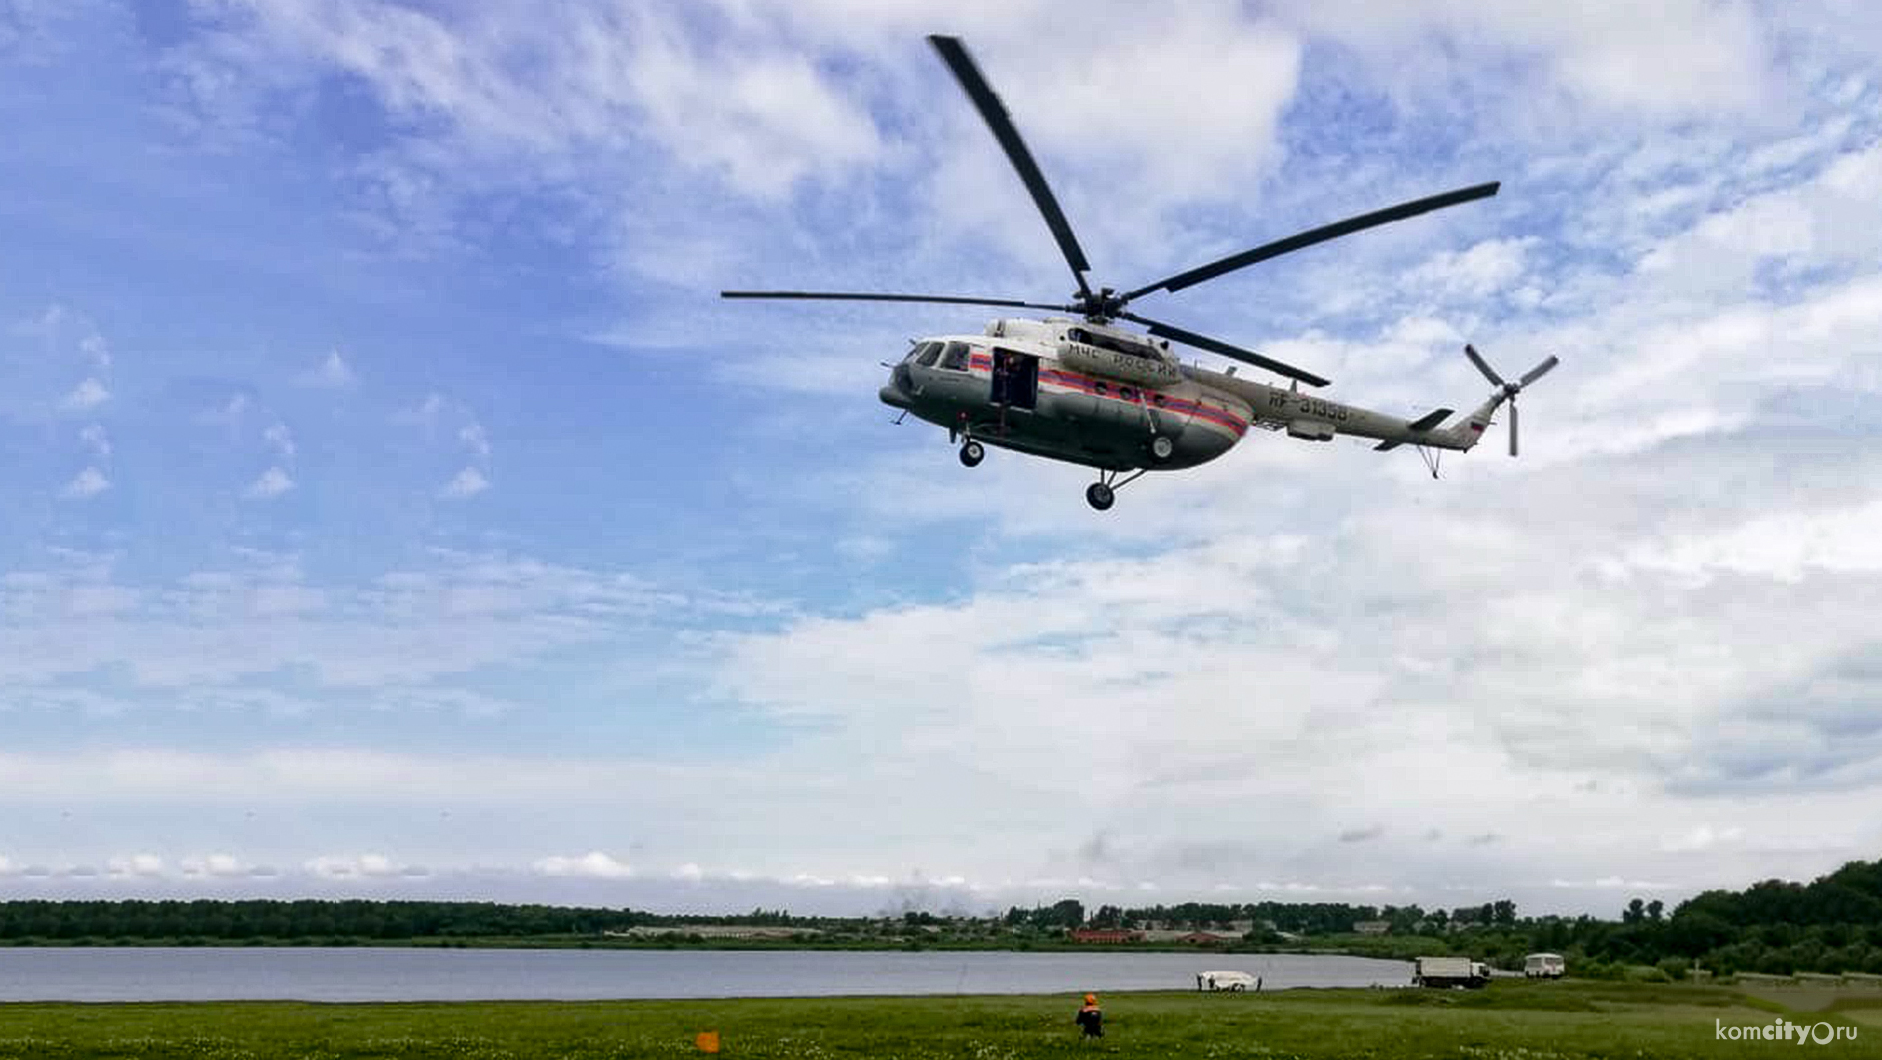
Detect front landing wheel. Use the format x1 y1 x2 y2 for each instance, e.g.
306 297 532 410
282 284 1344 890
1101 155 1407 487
959 440 984 467
1085 482 1115 511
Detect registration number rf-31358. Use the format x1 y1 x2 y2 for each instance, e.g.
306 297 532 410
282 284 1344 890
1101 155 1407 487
1270 391 1348 422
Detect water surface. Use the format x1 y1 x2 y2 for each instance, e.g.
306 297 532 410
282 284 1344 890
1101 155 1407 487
0 947 1413 1002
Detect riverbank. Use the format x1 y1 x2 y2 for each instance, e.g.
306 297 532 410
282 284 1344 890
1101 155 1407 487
0 933 1438 959
0 980 1868 1058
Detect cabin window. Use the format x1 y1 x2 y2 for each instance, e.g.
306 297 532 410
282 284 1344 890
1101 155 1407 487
1120 387 1137 401
1153 394 1167 407
916 342 942 367
939 341 971 370
1093 380 1109 394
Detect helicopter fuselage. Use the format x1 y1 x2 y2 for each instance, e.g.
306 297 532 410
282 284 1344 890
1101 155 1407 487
878 317 1489 476
879 323 1241 473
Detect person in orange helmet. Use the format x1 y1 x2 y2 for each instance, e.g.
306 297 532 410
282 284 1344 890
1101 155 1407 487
1074 992 1103 1038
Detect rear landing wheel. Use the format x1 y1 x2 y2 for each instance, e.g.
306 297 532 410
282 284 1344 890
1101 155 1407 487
1149 435 1174 462
1085 482 1114 511
959 440 984 467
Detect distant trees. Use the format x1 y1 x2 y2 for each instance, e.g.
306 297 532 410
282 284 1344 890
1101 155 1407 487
5 857 1881 975
1000 898 1084 932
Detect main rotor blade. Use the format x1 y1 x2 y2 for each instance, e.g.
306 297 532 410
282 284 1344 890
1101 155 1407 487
1509 399 1519 457
721 290 1074 312
1121 312 1330 388
1124 182 1501 301
929 35 1092 299
1464 344 1505 388
1518 355 1559 387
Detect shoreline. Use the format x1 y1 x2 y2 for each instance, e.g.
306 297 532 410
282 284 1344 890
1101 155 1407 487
0 937 1405 956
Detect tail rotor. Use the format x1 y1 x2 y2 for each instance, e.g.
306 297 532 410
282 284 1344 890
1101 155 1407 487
1464 344 1558 457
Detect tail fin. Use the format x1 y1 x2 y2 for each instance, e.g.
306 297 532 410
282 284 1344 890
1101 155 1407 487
1448 394 1505 451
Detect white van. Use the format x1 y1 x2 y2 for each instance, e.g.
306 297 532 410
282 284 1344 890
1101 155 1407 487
1524 953 1566 979
1197 970 1258 991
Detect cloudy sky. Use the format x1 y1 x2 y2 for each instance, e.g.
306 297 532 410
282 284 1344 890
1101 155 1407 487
2 0 1879 919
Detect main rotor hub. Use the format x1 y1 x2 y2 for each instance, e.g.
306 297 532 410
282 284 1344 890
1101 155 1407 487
1076 286 1126 322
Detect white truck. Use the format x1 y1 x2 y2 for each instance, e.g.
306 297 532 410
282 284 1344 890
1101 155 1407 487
1413 956 1490 989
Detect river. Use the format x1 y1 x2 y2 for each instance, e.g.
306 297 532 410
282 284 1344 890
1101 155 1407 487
0 948 1413 1002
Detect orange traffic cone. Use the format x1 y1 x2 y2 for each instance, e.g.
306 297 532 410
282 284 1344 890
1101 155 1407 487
695 1030 721 1053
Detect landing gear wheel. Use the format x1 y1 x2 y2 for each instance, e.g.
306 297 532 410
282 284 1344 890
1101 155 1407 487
959 440 984 467
1085 482 1115 511
1149 435 1174 462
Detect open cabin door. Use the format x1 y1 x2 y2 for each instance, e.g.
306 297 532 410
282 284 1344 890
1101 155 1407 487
990 347 1038 411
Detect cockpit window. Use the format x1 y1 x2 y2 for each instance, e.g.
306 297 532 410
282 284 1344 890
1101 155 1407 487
939 341 971 370
916 342 942 367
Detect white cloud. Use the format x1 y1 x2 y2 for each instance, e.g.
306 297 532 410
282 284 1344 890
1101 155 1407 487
306 853 419 878
1614 499 1882 585
180 853 261 878
78 424 110 459
458 423 489 457
0 749 670 803
298 349 356 387
262 422 295 459
1407 237 1537 300
246 466 294 498
61 467 109 498
393 393 446 430
79 333 110 370
535 852 634 879
106 854 165 877
63 377 109 409
1552 877 1677 891
441 466 488 498
197 393 250 428
0 548 758 698
1266 0 1776 117
1661 826 1745 853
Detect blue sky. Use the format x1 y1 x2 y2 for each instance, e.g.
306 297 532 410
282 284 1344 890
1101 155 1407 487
3 0 1881 918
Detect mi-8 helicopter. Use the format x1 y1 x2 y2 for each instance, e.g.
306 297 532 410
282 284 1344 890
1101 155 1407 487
724 35 1558 510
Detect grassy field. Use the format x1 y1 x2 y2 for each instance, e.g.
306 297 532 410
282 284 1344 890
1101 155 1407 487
0 979 1871 1059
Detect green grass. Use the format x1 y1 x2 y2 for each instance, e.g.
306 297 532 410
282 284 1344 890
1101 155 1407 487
0 980 1867 1058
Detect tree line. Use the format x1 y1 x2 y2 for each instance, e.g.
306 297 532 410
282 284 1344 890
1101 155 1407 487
1000 858 1882 976
3 858 1878 976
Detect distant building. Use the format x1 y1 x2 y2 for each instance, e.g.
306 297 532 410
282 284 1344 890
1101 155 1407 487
1353 920 1390 935
1177 931 1236 944
612 925 817 940
1071 928 1143 943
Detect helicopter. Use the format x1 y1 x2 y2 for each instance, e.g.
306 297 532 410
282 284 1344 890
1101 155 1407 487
723 35 1558 510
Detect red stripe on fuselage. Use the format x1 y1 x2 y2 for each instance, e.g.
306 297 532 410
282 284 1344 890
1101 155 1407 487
965 354 1247 436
